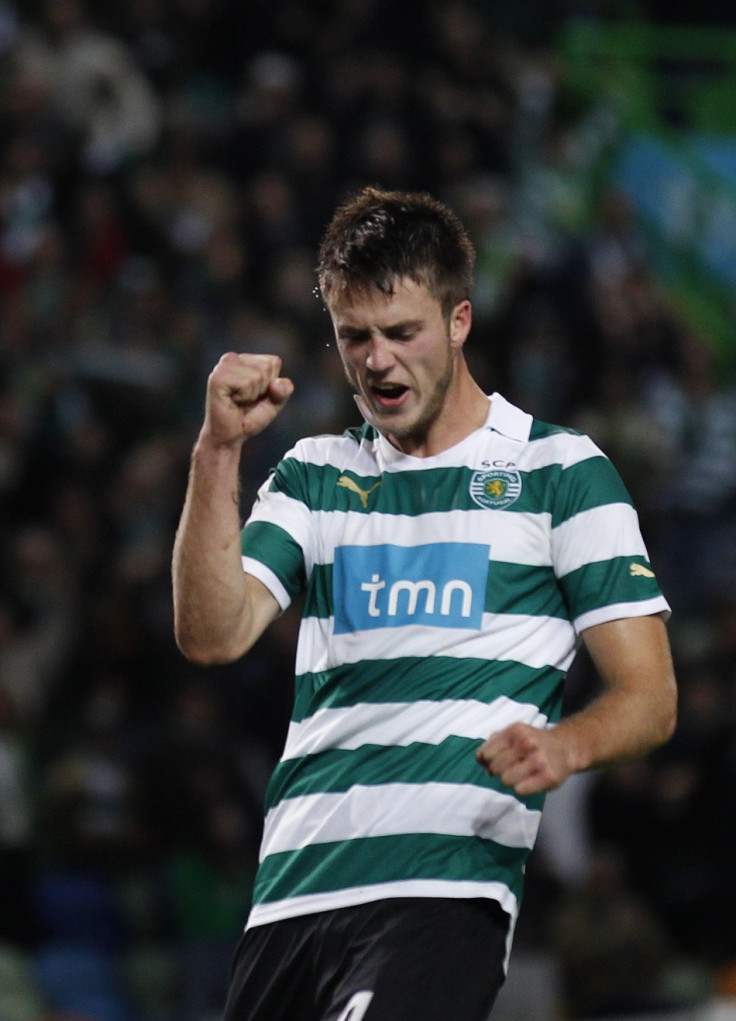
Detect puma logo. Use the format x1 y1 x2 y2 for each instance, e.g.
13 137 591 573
630 563 656 579
337 475 382 509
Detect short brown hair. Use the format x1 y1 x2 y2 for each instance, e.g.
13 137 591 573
317 186 475 318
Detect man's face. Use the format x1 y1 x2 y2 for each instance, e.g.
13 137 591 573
330 278 471 455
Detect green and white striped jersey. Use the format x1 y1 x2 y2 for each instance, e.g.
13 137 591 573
240 393 669 933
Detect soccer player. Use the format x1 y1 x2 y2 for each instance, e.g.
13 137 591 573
172 187 677 1020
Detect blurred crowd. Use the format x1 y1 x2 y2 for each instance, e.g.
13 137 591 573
1 0 736 1018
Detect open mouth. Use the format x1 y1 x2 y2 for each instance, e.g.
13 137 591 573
370 383 409 407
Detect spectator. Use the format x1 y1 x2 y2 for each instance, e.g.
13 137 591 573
12 0 161 174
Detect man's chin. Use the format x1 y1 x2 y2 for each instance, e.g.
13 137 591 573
356 394 414 430
373 405 416 430
378 412 428 444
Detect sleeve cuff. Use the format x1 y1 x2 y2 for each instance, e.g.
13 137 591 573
241 556 292 612
575 596 671 635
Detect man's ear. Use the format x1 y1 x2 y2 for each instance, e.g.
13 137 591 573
449 299 472 350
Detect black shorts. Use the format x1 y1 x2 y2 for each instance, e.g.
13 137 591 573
223 897 510 1021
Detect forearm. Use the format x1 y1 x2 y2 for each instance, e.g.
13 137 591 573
551 674 676 776
477 615 677 795
172 435 252 664
173 352 292 663
567 614 678 772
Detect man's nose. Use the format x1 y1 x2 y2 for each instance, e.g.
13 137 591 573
366 336 394 372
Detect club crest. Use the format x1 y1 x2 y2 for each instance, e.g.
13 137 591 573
469 469 522 510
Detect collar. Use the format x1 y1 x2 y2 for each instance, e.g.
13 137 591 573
486 392 533 442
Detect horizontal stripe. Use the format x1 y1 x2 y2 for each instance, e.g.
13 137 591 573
290 430 377 470
281 697 548 760
263 457 627 521
246 482 313 548
291 656 565 722
552 503 647 578
253 832 528 905
247 878 519 930
488 452 627 522
262 435 622 516
490 561 567 616
304 559 568 622
265 739 545 812
561 555 664 619
306 506 554 565
552 456 633 526
260 782 541 860
289 416 600 476
240 519 305 599
293 611 578 676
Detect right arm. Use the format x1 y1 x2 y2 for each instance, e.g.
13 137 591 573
172 353 294 665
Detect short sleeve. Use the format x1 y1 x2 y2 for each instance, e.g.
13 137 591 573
240 454 311 611
551 445 671 633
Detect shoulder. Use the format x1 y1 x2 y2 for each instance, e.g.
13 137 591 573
280 423 378 472
528 419 606 471
489 394 608 471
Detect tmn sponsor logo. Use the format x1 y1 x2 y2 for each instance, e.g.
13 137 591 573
332 542 489 634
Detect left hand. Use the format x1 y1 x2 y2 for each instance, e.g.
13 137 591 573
476 722 573 796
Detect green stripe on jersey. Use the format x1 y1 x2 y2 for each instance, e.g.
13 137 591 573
529 419 581 440
489 562 567 617
560 555 663 617
265 739 546 813
551 457 633 527
264 453 631 523
291 657 566 722
304 561 568 621
241 521 305 599
343 423 378 445
253 832 528 906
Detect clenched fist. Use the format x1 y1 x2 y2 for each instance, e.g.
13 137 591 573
476 721 573 796
203 353 294 447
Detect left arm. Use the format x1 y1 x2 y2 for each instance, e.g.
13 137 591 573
476 614 677 796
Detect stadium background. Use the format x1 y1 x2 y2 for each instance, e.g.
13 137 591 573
1 0 736 1018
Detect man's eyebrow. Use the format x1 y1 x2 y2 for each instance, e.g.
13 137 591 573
335 317 426 342
384 318 423 335
336 324 372 339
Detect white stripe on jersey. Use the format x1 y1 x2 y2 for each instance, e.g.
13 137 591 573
287 421 604 476
309 506 552 567
552 503 650 578
294 611 578 676
260 781 542 860
514 429 605 472
248 487 314 557
285 433 381 473
282 696 547 759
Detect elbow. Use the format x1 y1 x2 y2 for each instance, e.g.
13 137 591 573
173 598 250 665
174 627 246 667
177 644 226 668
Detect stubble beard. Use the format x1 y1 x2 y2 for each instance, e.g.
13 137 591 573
356 344 457 443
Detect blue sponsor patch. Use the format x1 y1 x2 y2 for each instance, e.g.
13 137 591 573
333 543 490 634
